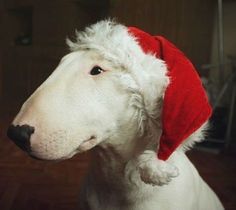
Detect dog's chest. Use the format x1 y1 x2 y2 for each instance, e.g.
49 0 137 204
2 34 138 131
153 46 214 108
80 173 168 210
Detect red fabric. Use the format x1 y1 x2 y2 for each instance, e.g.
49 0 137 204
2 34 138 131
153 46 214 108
128 27 212 160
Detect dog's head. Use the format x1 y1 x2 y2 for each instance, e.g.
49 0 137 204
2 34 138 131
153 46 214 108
7 21 169 160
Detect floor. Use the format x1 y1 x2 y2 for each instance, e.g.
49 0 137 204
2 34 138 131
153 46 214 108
0 115 236 210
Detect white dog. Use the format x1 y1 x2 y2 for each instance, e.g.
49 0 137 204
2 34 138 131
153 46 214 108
7 20 224 210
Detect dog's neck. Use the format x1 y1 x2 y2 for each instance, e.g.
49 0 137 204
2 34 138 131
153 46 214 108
91 142 142 182
85 145 146 206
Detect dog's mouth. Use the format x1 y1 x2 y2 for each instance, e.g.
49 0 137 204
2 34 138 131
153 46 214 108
29 135 98 161
76 135 97 153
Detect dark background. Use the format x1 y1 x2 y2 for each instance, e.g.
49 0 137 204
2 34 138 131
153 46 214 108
0 0 236 209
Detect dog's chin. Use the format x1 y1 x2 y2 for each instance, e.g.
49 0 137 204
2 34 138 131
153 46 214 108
29 150 78 162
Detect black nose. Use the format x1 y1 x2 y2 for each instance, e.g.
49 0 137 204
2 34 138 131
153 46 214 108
7 124 35 152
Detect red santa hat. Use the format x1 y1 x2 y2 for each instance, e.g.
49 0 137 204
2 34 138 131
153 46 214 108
128 27 212 160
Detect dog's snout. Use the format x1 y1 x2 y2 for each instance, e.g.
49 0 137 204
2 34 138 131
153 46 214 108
7 124 35 152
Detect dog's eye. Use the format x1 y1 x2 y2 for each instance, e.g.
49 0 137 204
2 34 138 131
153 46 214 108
90 66 104 75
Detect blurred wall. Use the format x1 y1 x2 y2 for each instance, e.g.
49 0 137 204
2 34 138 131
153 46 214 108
0 0 215 115
210 1 236 93
210 1 236 143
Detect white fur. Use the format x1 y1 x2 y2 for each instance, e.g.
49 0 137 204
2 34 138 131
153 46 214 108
11 20 224 210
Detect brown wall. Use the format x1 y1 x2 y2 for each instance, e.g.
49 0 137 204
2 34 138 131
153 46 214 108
0 0 4 100
110 0 215 68
0 0 215 114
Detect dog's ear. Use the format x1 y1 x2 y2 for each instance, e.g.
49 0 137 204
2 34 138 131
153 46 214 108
135 54 169 119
